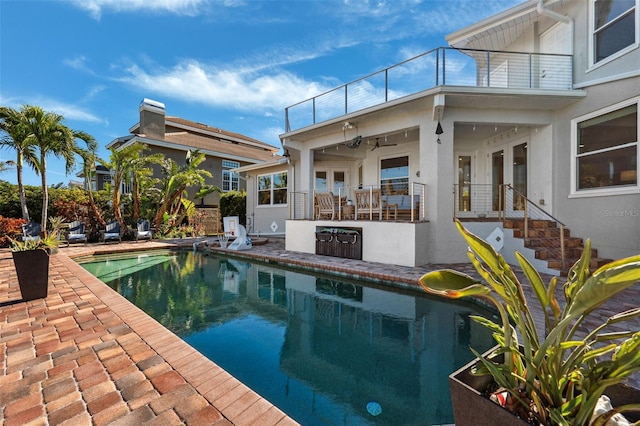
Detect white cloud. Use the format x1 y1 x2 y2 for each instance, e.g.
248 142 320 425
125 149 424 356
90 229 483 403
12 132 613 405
72 0 210 20
0 95 103 124
116 60 332 113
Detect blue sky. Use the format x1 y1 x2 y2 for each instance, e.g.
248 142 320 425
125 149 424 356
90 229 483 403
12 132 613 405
0 0 520 187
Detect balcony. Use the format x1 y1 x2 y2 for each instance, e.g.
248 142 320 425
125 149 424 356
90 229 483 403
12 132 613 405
285 47 573 132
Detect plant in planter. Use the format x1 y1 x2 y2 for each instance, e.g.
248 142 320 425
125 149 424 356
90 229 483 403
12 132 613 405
419 220 640 425
10 230 61 301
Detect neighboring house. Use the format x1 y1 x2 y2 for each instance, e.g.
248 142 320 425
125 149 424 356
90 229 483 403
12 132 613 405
267 0 638 273
106 99 280 211
78 164 113 192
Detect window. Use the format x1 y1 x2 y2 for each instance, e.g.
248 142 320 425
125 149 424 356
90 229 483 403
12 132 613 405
380 156 409 195
592 0 637 64
575 103 637 191
258 172 288 205
222 160 240 192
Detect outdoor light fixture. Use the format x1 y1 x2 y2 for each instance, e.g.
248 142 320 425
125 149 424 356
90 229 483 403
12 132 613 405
435 121 443 144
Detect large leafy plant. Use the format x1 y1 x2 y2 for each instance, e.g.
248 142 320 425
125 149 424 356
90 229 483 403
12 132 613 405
419 220 640 425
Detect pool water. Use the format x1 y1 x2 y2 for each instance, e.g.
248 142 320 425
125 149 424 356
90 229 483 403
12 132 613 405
79 250 495 425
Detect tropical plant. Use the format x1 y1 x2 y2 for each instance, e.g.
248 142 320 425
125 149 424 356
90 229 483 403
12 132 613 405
13 105 96 231
418 220 640 425
153 150 211 230
10 229 61 252
0 105 38 221
76 147 106 227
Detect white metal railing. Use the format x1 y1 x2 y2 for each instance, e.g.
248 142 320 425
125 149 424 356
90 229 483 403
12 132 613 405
454 183 567 269
289 182 426 222
285 47 572 131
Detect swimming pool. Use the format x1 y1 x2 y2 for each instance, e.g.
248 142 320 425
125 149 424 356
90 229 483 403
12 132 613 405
79 250 495 425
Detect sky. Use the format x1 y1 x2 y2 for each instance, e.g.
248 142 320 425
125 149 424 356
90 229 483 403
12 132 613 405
0 0 521 187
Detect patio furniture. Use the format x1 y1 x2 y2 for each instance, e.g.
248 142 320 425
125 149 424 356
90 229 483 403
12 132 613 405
315 192 336 220
65 221 87 246
354 189 383 220
21 221 42 242
135 219 152 242
101 221 122 243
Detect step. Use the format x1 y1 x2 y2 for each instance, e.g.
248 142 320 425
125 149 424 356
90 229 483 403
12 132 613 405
547 257 613 273
535 247 598 261
504 219 557 229
524 236 583 248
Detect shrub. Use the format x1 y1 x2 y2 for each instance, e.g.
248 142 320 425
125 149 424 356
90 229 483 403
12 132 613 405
220 190 246 225
0 215 26 248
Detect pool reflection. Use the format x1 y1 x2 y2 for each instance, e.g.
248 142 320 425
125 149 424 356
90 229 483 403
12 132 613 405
81 251 495 425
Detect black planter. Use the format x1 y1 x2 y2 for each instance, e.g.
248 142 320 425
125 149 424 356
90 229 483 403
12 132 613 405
449 346 640 425
12 249 50 301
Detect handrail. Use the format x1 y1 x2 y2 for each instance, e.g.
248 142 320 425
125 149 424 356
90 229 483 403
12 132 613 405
503 184 567 270
453 183 568 270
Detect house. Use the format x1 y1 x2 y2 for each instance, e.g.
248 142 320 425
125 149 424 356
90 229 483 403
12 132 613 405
246 0 639 273
106 99 280 231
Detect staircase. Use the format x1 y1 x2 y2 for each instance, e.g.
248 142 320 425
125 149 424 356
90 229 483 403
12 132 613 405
503 218 612 276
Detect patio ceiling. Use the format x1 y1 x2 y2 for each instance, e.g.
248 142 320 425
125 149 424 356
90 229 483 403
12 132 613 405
313 126 419 161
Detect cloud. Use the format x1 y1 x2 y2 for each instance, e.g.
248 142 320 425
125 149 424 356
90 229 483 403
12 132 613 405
72 0 210 20
116 60 332 113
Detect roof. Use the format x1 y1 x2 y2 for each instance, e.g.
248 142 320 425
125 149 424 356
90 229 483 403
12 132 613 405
446 0 565 51
109 113 280 165
161 130 279 163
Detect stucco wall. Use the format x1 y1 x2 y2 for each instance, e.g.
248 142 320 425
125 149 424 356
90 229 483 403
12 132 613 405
553 79 640 260
245 164 289 235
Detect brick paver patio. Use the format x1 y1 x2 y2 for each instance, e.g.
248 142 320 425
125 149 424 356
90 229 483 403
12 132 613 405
0 241 296 426
1 237 638 425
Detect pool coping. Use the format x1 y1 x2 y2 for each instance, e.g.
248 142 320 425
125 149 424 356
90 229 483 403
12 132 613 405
0 241 298 426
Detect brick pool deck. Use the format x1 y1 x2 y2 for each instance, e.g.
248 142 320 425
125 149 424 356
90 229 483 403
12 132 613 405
1 237 638 425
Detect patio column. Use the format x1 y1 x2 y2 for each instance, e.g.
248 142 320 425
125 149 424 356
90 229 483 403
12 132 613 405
300 148 315 219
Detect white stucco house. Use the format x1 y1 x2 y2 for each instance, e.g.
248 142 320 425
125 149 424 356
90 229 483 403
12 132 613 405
241 0 639 274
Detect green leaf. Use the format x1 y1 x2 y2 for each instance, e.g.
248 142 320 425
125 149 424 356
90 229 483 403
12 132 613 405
418 269 489 299
515 250 548 306
455 220 504 274
567 256 640 318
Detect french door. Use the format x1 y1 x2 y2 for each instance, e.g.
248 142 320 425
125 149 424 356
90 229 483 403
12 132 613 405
314 169 348 195
490 141 528 215
455 153 475 214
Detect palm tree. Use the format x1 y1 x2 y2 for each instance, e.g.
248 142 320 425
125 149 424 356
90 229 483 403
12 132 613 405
153 150 212 230
129 149 163 222
76 146 106 227
103 143 162 228
0 105 38 221
20 106 96 230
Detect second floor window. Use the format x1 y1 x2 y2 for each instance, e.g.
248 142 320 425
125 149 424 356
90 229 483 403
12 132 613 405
593 0 637 64
222 160 240 192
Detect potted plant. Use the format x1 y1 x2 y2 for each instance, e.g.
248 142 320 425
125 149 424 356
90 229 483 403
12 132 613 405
419 220 640 425
10 230 61 301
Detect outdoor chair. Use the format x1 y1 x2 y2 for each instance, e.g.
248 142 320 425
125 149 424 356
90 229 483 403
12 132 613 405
21 221 42 242
315 192 336 220
135 219 152 242
102 220 122 243
354 188 383 220
65 220 87 246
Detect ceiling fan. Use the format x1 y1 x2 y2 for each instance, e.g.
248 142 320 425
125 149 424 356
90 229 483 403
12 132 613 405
345 135 362 149
370 137 397 151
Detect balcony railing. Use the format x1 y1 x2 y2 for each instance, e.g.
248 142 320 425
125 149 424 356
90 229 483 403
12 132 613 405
285 47 572 132
289 182 426 222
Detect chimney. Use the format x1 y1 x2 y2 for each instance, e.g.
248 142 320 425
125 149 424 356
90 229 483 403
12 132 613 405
139 98 166 139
